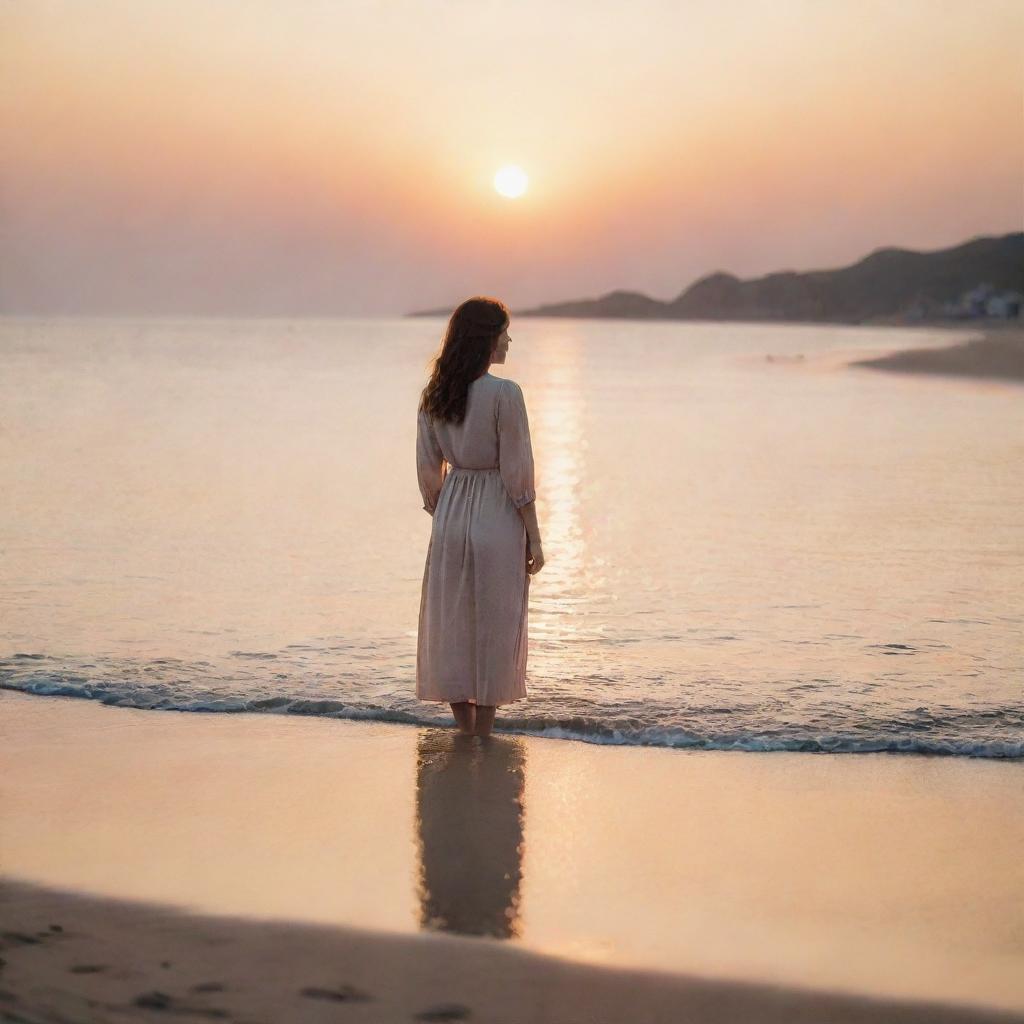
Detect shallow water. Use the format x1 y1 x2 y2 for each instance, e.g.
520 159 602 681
1 315 1021 756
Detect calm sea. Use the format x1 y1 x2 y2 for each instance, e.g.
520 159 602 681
1 316 1021 756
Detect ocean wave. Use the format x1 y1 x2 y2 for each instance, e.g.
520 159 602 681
3 676 1021 760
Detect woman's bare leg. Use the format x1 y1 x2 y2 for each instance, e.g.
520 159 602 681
474 705 496 737
450 701 475 734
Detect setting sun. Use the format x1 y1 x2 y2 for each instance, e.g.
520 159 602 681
494 165 528 199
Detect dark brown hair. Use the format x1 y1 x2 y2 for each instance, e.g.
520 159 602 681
419 296 510 424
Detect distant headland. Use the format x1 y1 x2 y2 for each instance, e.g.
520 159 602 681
406 232 1023 326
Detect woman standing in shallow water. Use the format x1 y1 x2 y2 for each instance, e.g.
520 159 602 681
416 297 544 737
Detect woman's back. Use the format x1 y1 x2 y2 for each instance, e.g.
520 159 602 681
417 374 535 513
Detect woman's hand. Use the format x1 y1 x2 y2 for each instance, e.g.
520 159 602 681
526 539 545 575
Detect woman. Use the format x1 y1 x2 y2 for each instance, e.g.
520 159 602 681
416 297 544 738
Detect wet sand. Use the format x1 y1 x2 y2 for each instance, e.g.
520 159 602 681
2 690 1023 1022
848 327 1024 382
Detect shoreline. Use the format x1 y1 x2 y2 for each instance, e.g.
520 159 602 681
1 684 1017 759
847 326 1024 383
3 876 1022 1024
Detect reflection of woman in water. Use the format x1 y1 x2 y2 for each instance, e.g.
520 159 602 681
416 297 544 738
415 729 526 939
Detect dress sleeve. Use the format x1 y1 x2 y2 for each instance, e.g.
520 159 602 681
416 408 447 515
497 380 536 510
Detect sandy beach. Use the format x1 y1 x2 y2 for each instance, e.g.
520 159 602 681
848 326 1024 382
2 691 1023 1023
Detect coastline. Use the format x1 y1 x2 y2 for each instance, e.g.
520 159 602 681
847 326 1024 382
4 876 1022 1024
2 690 1023 1020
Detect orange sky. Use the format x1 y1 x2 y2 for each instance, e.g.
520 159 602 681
2 0 1021 315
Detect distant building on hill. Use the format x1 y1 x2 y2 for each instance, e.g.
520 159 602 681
985 291 1022 318
941 284 1022 319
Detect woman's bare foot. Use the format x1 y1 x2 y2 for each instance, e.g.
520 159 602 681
473 705 496 737
450 701 475 734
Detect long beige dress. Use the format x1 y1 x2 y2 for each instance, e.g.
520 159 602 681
416 372 536 707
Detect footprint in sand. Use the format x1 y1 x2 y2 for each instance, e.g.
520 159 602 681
415 1005 472 1021
133 990 229 1018
299 984 373 1003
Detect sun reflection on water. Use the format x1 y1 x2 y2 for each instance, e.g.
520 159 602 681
530 331 591 642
